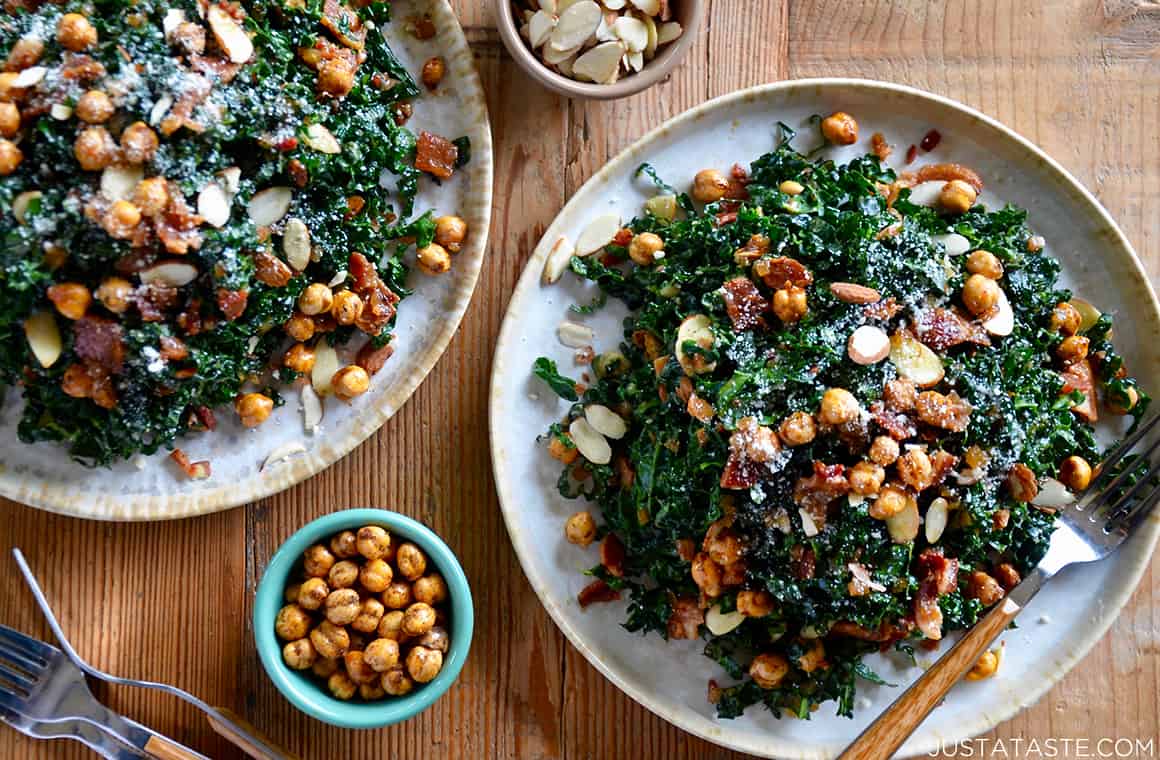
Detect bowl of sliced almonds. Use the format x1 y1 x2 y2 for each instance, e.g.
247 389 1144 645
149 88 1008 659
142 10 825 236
496 0 704 99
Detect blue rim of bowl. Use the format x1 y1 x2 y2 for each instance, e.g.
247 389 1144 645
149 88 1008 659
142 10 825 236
253 508 474 729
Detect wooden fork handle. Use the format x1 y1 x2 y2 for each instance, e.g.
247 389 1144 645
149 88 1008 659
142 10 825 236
838 596 1022 760
143 735 205 760
206 707 301 760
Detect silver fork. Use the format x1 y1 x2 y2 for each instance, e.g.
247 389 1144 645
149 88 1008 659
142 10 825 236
841 413 1160 760
0 624 208 759
1 703 149 759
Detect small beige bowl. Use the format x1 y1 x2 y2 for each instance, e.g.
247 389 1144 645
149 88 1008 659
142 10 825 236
495 0 705 100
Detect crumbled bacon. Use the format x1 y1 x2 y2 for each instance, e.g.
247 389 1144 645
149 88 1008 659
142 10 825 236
871 132 892 160
159 74 211 136
721 277 769 331
288 159 309 188
356 341 395 375
864 296 903 322
913 578 943 640
298 37 358 71
714 210 738 226
159 335 188 361
188 54 241 84
132 283 178 322
192 405 216 431
216 288 248 321
917 547 959 595
789 544 816 581
793 461 849 530
675 539 696 562
600 534 626 578
733 233 771 265
415 131 458 180
871 400 917 440
169 449 211 480
721 560 746 587
254 251 294 287
720 417 781 490
752 256 813 289
915 390 972 432
321 0 367 49
612 228 633 247
725 163 750 200
349 253 400 336
929 449 959 487
667 596 704 640
74 316 124 374
155 191 204 254
60 53 106 83
913 162 984 193
913 308 990 351
578 579 620 608
1060 357 1098 422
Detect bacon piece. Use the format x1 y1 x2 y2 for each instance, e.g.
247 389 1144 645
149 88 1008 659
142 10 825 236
60 53 106 83
913 579 944 640
159 74 211 136
169 449 211 480
356 341 395 375
1060 357 1098 422
155 191 204 254
913 308 990 351
600 534 626 578
675 539 696 562
914 162 983 193
216 288 248 321
753 256 813 289
73 317 124 374
577 579 620 608
871 400 917 440
188 54 241 83
193 405 216 431
720 417 781 490
871 132 892 160
793 461 849 531
159 335 188 361
721 277 769 331
789 544 816 581
929 449 959 487
864 296 903 322
321 0 368 48
917 547 959 595
61 362 117 409
254 251 294 287
666 596 704 640
916 390 972 432
415 131 458 180
349 253 400 336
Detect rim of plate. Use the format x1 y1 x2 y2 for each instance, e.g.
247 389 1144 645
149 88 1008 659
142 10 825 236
0 0 493 522
488 77 1160 758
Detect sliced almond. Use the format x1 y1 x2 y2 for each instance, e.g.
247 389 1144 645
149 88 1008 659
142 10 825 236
261 441 307 471
327 270 348 288
830 282 881 304
247 186 293 227
643 14 659 58
302 123 341 154
149 95 174 126
932 232 971 256
163 9 187 37
572 41 624 84
218 166 242 195
982 288 1014 336
301 383 324 434
924 497 949 543
886 498 920 544
13 66 46 88
558 320 594 348
848 563 887 593
207 5 254 64
611 16 649 53
542 235 575 284
645 194 679 220
629 0 661 13
12 191 41 224
50 103 73 121
594 15 617 43
540 0 560 12
24 311 62 368
906 181 943 207
197 181 232 228
550 0 602 52
799 507 819 537
1031 477 1076 509
529 10 557 48
656 21 682 45
1070 298 1101 333
555 54 578 77
705 604 745 636
282 218 312 271
100 165 144 202
311 341 341 396
543 41 582 65
569 417 612 465
139 261 198 287
889 332 945 388
585 404 627 439
676 314 716 375
847 325 890 365
575 212 621 256
603 0 626 8
624 50 644 72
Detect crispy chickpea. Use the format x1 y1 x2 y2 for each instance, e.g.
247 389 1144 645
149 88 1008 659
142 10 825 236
359 558 394 593
966 571 1005 606
869 484 910 520
330 530 359 559
47 283 91 320
433 215 467 253
849 461 886 496
548 434 580 464
628 232 664 266
406 646 443 683
325 588 361 626
318 59 356 97
965 250 1003 280
378 610 406 641
417 626 449 654
1110 386 1140 415
74 127 117 172
327 671 357 700
0 139 22 175
0 103 19 138
819 387 860 426
396 543 427 581
310 621 350 659
282 638 317 670
381 666 414 696
779 180 804 196
311 657 339 679
964 445 989 470
284 312 316 342
1049 302 1081 336
421 56 445 89
359 683 386 700
356 526 391 560
691 168 729 204
868 435 900 466
298 283 334 316
1059 455 1092 492
328 560 359 589
962 274 1000 316
332 365 370 401
283 343 315 374
383 581 412 610
736 590 775 618
330 290 363 325
416 243 451 275
778 411 816 447
303 544 336 578
119 122 159 164
5 37 44 71
343 651 378 685
897 448 934 491
298 577 329 611
938 179 977 214
57 13 98 52
749 652 790 689
772 286 808 323
966 649 1000 681
820 111 858 145
75 90 114 124
275 604 313 640
1056 335 1089 364
351 598 386 634
797 639 828 673
101 200 142 240
413 574 448 606
402 602 436 637
132 177 169 216
564 511 597 547
235 392 273 428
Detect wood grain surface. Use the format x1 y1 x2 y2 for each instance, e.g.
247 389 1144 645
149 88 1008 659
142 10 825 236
1 1 1157 758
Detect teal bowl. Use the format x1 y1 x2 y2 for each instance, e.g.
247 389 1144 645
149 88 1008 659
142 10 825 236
254 508 473 728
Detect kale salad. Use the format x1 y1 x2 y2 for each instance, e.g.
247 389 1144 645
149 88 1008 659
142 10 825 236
0 0 470 471
534 116 1149 720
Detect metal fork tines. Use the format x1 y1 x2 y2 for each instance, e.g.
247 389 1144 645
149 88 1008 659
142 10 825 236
1 704 148 759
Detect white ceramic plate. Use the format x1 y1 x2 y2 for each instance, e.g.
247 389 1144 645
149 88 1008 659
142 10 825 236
0 0 492 520
489 79 1160 758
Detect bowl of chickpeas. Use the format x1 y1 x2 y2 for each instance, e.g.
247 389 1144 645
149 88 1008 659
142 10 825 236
254 509 473 728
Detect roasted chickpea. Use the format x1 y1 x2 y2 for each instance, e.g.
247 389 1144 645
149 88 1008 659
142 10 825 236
819 387 859 426
396 543 427 581
284 312 316 342
421 56 445 90
0 138 22 175
961 274 1000 316
298 283 334 316
75 90 114 124
413 574 449 606
848 461 886 496
311 657 339 679
318 59 356 97
820 111 858 145
5 37 44 71
966 571 1005 606
433 215 467 253
351 598 386 634
868 436 900 466
343 651 378 685
965 250 1003 280
737 590 775 618
235 392 273 428
283 343 315 374
282 638 317 670
359 558 394 593
869 484 910 520
1049 302 1081 336
298 577 329 611
416 626 449 654
938 179 977 214
416 243 451 275
119 122 158 164
359 683 386 700
778 411 816 447
275 604 312 640
797 639 828 673
381 666 413 696
564 511 597 547
749 652 790 689
547 435 580 464
329 530 359 559
327 560 359 589
57 13 99 52
964 445 989 470
356 526 391 560
779 180 804 196
327 671 357 700
47 283 91 320
966 649 1000 681
772 286 808 323
628 232 664 266
897 448 934 491
377 610 406 641
0 103 19 138
325 588 361 626
1110 386 1140 415
74 127 117 171
691 168 729 204
132 177 169 216
383 581 412 610
405 645 443 683
330 290 363 325
101 200 142 239
303 544 336 578
402 602 436 637
332 365 370 401
310 621 350 659
1059 455 1092 492
1056 335 1089 364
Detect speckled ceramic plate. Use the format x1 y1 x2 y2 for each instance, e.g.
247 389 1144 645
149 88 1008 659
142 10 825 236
0 0 492 521
489 79 1160 758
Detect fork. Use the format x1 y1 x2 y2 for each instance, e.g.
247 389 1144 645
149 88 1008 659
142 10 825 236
0 624 207 759
840 413 1160 760
1 703 150 758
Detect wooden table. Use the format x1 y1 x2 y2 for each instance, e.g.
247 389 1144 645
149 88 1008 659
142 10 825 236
2 1 1157 757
